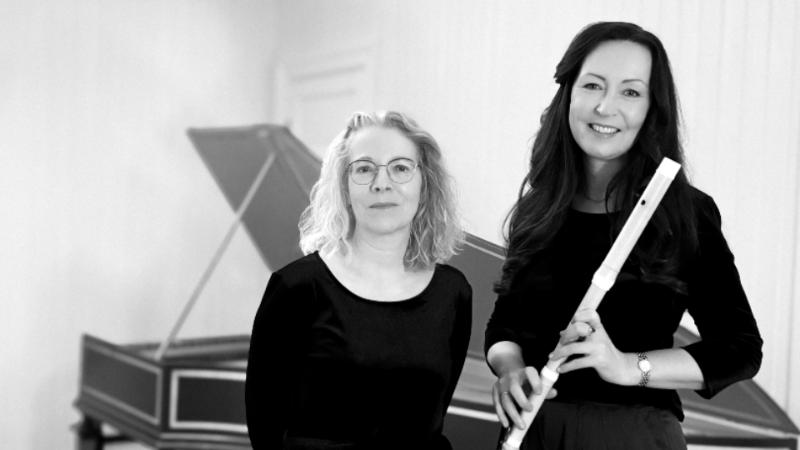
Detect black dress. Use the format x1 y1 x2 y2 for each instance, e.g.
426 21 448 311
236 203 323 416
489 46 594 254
246 252 472 450
485 189 762 449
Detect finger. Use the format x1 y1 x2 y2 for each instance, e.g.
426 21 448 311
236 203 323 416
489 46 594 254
494 395 508 428
558 326 578 344
550 341 591 361
509 382 531 412
559 322 594 343
547 387 558 399
492 386 509 428
501 389 526 429
524 366 542 396
573 309 603 333
558 355 595 374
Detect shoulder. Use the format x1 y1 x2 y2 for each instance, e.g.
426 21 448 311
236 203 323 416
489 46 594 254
271 252 324 289
431 265 472 325
435 263 469 284
683 187 737 266
687 186 717 211
434 264 472 297
254 253 323 321
687 186 723 230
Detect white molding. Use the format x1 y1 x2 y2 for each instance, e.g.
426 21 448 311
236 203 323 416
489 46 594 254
446 405 498 423
273 45 376 156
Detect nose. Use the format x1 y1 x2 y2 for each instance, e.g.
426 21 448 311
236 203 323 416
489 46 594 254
370 165 393 192
594 92 616 116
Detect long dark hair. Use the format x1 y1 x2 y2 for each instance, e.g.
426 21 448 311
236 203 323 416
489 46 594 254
496 21 698 295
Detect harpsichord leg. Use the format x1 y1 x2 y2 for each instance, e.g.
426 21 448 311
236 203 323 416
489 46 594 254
75 415 104 450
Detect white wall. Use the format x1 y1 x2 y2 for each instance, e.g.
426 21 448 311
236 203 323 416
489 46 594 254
0 1 276 448
273 0 800 434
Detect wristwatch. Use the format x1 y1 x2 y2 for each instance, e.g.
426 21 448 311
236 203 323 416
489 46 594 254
637 352 651 387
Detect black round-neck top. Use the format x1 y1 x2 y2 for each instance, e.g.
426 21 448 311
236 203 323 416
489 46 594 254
246 252 472 449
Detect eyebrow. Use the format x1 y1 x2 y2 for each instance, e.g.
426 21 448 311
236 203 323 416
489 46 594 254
351 156 416 163
583 72 649 86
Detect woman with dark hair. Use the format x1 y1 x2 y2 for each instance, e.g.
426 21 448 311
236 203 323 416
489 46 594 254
485 22 762 449
246 111 471 450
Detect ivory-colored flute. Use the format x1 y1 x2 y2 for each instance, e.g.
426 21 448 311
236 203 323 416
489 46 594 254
501 157 681 450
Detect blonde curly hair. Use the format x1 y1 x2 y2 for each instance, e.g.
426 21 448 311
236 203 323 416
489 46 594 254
299 111 463 270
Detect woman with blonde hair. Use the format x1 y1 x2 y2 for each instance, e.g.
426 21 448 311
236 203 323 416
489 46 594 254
246 111 472 450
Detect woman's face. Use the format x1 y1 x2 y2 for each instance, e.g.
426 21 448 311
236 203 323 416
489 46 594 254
569 40 652 167
346 126 422 238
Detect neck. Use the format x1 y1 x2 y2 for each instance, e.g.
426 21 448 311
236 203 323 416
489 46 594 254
347 228 410 272
582 157 625 201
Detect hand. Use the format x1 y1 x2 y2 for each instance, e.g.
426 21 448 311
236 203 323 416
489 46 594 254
550 308 633 385
491 366 557 429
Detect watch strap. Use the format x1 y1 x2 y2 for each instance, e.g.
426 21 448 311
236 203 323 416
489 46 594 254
637 352 651 387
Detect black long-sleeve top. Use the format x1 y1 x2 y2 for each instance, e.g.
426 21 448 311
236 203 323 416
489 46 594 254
485 189 762 419
246 252 472 449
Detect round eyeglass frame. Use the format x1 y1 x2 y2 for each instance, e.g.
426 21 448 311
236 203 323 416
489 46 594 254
347 158 421 185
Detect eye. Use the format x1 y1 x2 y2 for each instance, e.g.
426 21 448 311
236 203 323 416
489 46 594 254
389 159 415 173
583 82 603 90
351 161 376 174
623 88 642 97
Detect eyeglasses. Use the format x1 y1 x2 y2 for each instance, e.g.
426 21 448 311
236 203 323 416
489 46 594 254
347 158 420 185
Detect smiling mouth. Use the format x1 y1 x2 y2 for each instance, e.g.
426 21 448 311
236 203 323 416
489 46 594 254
589 123 620 135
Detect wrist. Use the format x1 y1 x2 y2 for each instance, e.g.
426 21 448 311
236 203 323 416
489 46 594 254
487 342 526 377
625 353 641 386
493 359 525 378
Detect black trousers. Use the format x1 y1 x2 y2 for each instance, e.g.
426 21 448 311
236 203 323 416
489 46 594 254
499 400 687 450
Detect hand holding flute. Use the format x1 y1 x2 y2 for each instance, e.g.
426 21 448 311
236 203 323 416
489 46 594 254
552 309 637 384
491 315 645 447
490 344 558 430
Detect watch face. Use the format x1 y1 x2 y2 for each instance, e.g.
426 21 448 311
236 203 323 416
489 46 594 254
639 359 652 372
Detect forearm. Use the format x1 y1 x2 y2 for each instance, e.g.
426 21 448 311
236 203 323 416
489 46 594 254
622 348 704 390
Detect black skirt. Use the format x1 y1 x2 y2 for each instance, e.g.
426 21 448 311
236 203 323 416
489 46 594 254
283 434 452 450
500 400 686 450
